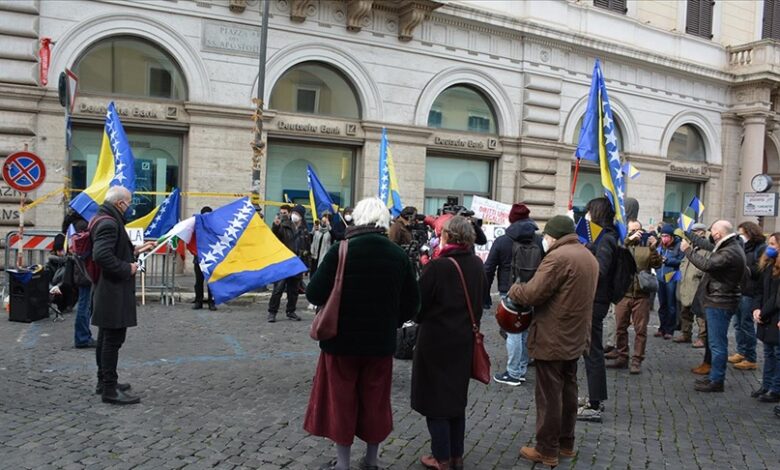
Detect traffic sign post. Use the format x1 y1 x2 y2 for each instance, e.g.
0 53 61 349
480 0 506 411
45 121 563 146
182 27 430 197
3 147 47 267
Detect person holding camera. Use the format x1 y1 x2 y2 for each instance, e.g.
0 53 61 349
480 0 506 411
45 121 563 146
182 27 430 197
606 220 661 374
389 206 417 246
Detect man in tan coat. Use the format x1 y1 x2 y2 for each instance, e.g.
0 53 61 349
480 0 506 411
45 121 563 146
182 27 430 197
509 215 599 468
675 223 708 346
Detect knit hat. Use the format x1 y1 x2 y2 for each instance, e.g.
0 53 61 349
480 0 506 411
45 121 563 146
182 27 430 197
690 223 707 232
660 223 675 235
543 215 576 239
292 204 306 217
508 203 530 223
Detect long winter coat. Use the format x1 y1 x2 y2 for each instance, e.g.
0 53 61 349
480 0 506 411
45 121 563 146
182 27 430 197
91 202 137 329
741 239 767 297
306 228 419 356
678 248 706 307
509 233 599 361
586 225 618 305
753 264 780 345
411 249 486 418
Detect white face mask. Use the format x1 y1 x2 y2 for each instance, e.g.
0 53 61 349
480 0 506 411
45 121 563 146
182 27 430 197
542 237 551 252
584 212 591 221
291 213 301 223
344 214 353 222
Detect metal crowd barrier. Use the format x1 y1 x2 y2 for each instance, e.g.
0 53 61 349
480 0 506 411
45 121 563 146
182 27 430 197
137 241 177 306
2 230 61 293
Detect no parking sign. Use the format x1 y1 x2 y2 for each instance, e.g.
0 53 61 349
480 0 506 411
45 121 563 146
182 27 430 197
2 151 46 193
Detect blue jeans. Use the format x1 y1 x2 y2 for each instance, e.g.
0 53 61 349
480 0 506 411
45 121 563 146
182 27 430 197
657 280 678 335
74 286 93 346
734 296 757 362
707 307 736 384
763 343 780 393
506 330 529 379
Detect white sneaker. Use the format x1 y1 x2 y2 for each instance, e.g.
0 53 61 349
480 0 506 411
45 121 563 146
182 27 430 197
307 303 316 310
576 406 603 422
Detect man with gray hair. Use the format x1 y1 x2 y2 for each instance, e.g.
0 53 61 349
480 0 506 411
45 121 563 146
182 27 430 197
92 186 154 405
680 220 746 393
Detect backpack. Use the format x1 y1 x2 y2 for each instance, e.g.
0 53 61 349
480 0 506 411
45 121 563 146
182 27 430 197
610 246 638 303
69 214 113 284
511 237 543 283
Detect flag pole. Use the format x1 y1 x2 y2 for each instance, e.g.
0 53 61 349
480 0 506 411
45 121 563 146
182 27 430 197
568 157 581 211
250 0 270 205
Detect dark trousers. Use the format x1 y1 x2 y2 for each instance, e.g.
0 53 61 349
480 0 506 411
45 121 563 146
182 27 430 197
96 327 127 392
425 415 465 461
535 359 578 457
584 302 608 403
268 275 300 314
193 261 212 305
657 280 678 335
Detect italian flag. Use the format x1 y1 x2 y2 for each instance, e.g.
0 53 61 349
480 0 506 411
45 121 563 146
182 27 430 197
139 216 196 262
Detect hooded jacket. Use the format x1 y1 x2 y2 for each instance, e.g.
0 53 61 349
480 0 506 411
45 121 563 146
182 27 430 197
483 218 541 296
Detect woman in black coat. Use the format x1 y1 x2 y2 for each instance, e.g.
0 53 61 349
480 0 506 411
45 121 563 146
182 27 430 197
412 216 486 470
751 232 780 404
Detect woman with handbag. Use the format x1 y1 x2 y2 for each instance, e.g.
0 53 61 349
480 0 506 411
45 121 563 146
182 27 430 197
303 197 419 470
411 216 487 470
750 232 780 404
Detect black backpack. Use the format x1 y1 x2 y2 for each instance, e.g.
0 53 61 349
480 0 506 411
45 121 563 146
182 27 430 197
610 246 638 303
511 237 543 283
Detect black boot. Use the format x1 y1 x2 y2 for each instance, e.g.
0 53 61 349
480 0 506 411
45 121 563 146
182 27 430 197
96 382 132 395
102 388 140 405
208 301 217 311
267 312 277 323
192 303 203 310
287 311 302 321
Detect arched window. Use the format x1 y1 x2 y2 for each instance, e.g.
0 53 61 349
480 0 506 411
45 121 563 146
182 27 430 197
270 62 361 119
668 124 706 162
427 85 497 134
575 115 625 152
73 36 187 100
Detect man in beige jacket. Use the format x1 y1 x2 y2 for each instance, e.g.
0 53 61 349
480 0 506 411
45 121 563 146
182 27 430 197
509 215 599 468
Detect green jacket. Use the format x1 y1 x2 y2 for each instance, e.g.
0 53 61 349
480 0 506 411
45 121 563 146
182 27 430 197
306 230 419 356
625 243 663 298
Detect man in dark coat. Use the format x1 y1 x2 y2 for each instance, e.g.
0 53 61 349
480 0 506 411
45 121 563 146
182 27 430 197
509 215 599 468
483 202 542 385
92 186 154 405
681 220 747 392
268 204 310 322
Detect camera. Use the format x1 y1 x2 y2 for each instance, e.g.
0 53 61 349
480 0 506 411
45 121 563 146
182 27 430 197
439 203 474 217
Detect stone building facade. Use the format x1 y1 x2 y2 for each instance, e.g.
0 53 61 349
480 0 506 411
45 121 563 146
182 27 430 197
1 0 780 236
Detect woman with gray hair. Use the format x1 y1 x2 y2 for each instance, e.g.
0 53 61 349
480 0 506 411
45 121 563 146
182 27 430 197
411 215 487 470
304 197 420 470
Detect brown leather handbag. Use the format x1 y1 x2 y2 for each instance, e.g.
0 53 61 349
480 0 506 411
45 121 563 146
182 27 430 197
310 240 348 341
447 257 491 384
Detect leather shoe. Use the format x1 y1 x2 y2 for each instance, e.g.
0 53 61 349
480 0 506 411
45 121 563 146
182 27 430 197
286 311 302 321
695 376 711 385
450 456 464 470
559 448 576 458
654 330 663 338
728 353 745 364
267 313 277 323
96 382 131 395
695 380 724 392
102 389 140 405
751 387 768 398
75 339 97 349
692 339 705 348
604 350 620 360
629 362 641 375
519 446 558 467
734 360 758 371
420 455 449 470
758 391 780 403
691 363 711 375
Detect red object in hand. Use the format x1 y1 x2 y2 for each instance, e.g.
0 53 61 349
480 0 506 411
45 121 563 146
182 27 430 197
39 38 52 86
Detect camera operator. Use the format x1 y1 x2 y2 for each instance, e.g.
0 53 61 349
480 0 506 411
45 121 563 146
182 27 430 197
424 203 486 258
389 206 417 246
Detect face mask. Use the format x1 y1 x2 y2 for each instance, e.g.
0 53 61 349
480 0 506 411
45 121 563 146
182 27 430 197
344 215 353 222
542 237 550 252
767 246 778 259
740 234 748 243
291 213 301 223
584 212 591 221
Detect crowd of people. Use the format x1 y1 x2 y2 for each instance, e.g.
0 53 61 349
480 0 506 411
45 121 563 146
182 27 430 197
43 188 780 468
289 196 780 470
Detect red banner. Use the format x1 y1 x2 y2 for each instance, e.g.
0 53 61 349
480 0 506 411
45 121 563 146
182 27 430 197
39 37 52 86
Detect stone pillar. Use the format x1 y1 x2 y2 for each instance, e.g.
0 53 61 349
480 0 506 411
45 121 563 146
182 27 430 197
738 112 768 222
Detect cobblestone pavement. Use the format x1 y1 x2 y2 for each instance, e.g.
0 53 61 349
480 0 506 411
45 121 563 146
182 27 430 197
1 300 778 470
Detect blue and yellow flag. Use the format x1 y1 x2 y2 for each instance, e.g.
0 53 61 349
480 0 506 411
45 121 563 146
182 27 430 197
688 196 705 217
69 102 136 220
575 217 604 245
664 270 681 283
575 60 627 241
678 213 695 232
127 188 181 238
622 162 640 180
307 165 338 222
195 197 307 304
378 127 403 217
